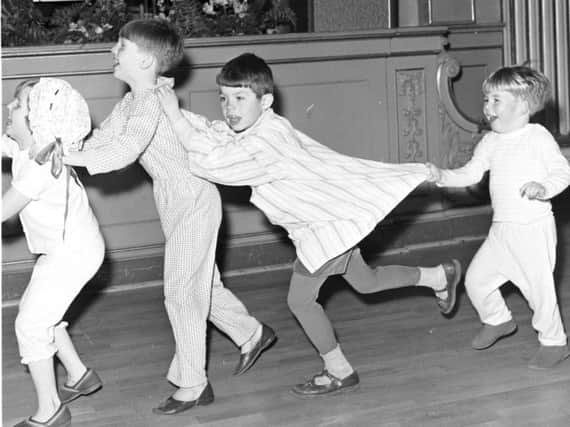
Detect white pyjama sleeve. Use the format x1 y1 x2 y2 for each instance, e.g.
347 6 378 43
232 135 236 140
465 215 566 346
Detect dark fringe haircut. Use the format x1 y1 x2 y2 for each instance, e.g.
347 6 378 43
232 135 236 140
216 53 274 98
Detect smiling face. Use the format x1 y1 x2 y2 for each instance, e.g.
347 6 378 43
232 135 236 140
483 89 529 133
110 37 149 86
5 85 34 150
218 85 273 132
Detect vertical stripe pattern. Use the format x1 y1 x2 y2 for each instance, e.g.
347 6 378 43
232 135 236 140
173 109 429 273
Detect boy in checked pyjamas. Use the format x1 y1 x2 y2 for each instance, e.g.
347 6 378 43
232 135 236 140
427 66 570 369
64 21 276 415
3 78 104 427
156 52 463 397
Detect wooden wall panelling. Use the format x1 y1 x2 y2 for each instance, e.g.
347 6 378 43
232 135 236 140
444 25 504 124
426 0 475 25
312 0 395 31
387 55 439 165
2 29 454 301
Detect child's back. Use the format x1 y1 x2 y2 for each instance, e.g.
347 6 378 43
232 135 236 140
83 90 218 234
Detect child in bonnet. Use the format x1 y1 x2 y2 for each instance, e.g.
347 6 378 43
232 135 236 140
3 78 104 427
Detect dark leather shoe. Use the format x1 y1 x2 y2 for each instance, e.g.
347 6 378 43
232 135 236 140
434 259 462 314
152 382 214 415
60 368 102 404
290 370 359 398
14 404 71 427
234 324 277 376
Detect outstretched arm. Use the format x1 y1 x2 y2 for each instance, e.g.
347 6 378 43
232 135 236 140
431 137 491 187
64 95 160 174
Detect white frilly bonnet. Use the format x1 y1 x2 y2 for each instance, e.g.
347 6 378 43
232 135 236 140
27 77 91 177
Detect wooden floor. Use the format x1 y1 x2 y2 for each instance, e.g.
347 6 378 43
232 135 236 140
3 257 570 426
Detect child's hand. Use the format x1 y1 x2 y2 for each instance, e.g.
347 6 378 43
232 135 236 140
520 181 547 200
156 85 184 123
425 162 442 183
63 151 85 167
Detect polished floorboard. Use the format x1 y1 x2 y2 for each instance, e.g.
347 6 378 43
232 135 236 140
3 262 570 426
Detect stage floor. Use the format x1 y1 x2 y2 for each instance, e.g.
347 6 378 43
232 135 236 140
3 252 570 426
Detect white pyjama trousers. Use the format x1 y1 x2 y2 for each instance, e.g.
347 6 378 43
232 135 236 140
163 185 259 388
15 229 105 364
465 215 566 346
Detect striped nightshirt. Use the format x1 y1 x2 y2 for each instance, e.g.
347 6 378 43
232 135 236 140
172 108 429 273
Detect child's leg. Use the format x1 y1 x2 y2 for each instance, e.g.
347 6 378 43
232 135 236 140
27 357 60 422
287 262 337 355
287 261 353 375
15 232 103 420
53 232 104 383
342 248 461 313
54 323 87 383
163 226 213 395
162 188 222 399
466 225 514 326
208 264 261 349
287 261 360 396
507 217 566 346
342 247 419 292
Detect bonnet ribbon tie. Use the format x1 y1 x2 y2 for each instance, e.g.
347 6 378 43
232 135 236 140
33 137 81 240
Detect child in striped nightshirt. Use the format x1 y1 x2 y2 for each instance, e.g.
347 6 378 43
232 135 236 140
427 66 570 369
157 52 462 397
64 21 275 415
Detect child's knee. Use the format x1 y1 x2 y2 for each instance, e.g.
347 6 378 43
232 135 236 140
464 266 483 294
15 312 57 361
15 309 35 339
287 286 313 315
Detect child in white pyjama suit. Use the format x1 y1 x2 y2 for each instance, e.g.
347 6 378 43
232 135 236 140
428 65 570 369
3 78 104 427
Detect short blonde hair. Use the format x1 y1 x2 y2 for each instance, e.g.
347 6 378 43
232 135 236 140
482 66 551 115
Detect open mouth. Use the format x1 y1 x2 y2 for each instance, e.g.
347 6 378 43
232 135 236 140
227 116 241 127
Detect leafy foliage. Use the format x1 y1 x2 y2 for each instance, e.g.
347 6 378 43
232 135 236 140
2 0 129 47
2 0 51 47
2 0 297 47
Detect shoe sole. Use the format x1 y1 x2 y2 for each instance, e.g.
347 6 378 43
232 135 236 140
289 383 360 399
152 390 214 415
61 382 103 404
152 398 215 415
472 324 517 350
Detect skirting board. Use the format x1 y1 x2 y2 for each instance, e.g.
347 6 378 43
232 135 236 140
1 206 493 305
